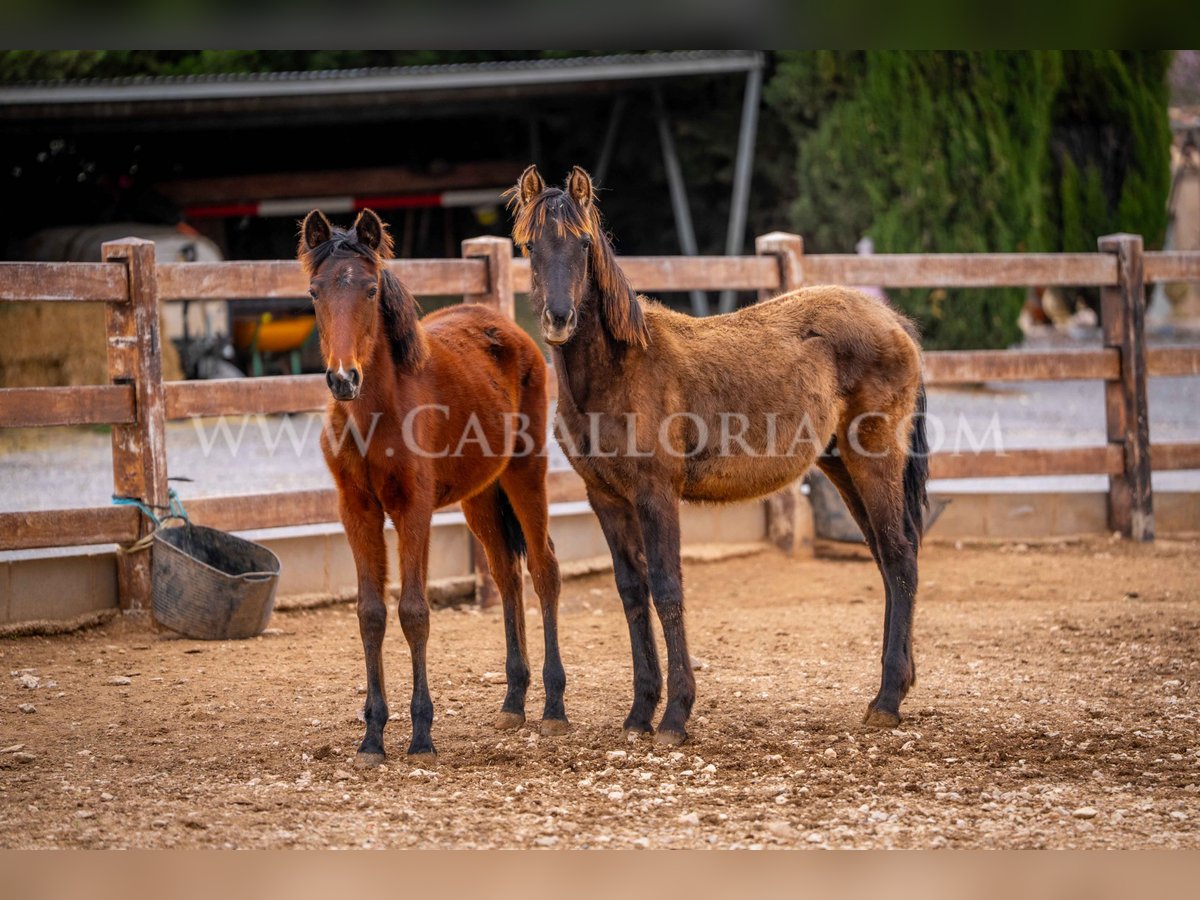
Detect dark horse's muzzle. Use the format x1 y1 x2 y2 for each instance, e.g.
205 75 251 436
326 366 361 401
541 307 577 346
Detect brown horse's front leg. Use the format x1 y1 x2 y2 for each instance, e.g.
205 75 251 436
338 489 390 768
395 513 437 763
635 494 695 746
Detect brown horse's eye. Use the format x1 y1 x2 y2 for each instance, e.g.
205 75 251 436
308 289 318 302
366 285 378 299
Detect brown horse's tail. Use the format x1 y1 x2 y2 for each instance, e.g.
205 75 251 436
496 486 527 561
904 382 930 548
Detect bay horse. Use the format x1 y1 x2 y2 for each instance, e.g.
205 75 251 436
299 208 567 766
507 166 929 745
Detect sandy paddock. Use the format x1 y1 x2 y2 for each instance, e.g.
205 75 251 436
1 536 1197 849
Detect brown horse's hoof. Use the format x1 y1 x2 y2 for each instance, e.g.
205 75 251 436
494 711 526 731
654 728 688 747
355 751 386 769
540 717 570 737
407 751 438 767
862 704 901 729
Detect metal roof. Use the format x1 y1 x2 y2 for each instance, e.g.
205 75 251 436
0 51 764 112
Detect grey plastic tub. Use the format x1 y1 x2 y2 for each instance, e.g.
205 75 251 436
151 523 280 640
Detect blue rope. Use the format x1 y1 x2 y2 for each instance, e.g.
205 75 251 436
111 486 189 528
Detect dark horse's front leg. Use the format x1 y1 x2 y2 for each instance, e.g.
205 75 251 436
394 511 437 763
635 493 695 746
338 487 390 768
589 487 662 738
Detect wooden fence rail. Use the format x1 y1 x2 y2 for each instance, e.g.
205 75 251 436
2 234 1199 615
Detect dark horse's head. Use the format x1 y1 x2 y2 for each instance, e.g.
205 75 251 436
299 208 427 401
506 165 647 349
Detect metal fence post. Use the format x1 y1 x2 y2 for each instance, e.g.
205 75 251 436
462 236 516 608
755 232 815 557
102 238 168 615
1098 233 1154 541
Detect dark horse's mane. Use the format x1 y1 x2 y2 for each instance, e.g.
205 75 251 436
299 225 428 372
507 187 649 348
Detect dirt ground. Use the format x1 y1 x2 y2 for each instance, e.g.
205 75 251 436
2 536 1198 849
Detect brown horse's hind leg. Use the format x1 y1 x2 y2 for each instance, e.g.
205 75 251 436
462 486 532 732
587 486 661 739
500 462 569 736
336 485 390 768
841 440 918 729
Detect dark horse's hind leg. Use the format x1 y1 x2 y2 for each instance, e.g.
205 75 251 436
588 487 661 738
502 463 568 736
462 487 531 731
842 447 919 728
635 493 695 746
817 453 892 666
336 485 390 768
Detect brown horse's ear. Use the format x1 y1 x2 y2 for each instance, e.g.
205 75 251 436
353 208 392 257
566 166 595 210
300 209 332 251
517 164 545 207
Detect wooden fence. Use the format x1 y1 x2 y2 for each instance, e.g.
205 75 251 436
2 233 1199 615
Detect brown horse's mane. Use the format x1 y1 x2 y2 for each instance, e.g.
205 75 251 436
506 187 649 348
298 225 428 372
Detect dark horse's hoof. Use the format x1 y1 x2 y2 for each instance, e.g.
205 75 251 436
355 751 386 769
862 703 901 729
540 717 570 737
494 711 526 731
654 728 688 747
407 751 438 767
623 727 652 743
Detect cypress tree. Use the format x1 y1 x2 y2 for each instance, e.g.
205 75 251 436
766 51 1171 349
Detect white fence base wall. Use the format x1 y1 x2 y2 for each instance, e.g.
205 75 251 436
2 491 1197 628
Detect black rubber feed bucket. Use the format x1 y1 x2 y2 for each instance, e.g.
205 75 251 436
152 524 281 640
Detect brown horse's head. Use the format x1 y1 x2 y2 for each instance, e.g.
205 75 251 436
506 165 647 348
299 208 427 401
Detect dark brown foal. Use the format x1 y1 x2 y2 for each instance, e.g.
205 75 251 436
508 166 928 745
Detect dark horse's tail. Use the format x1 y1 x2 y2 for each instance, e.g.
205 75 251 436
904 382 930 547
496 486 527 560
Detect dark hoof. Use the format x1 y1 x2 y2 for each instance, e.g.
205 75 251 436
862 703 901 729
540 717 570 737
407 751 438 767
355 751 386 769
654 728 688 747
494 710 526 731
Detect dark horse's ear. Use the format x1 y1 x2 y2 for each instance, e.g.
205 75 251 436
353 208 392 257
566 165 595 210
517 164 545 207
300 209 332 251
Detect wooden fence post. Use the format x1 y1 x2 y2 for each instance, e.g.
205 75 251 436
755 232 815 557
462 235 515 319
1098 233 1154 541
462 236 516 608
102 238 168 616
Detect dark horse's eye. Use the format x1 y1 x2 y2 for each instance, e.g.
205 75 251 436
580 236 592 251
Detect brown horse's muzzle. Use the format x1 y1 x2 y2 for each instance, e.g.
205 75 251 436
326 366 361 401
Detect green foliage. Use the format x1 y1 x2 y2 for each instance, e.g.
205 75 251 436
1047 51 1173 253
766 51 1172 350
